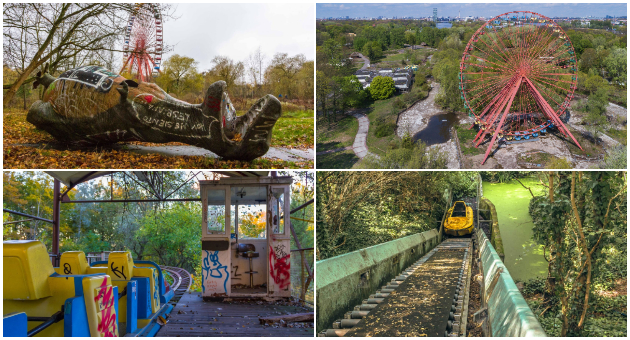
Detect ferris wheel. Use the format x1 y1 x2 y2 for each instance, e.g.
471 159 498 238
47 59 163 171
459 11 582 164
120 3 164 82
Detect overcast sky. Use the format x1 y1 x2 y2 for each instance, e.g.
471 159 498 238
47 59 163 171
160 3 314 71
316 3 628 19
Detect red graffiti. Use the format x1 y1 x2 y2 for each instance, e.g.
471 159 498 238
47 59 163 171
144 95 153 103
205 96 221 111
269 248 290 290
94 278 117 336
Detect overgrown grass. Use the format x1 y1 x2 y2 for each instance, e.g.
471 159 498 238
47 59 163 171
271 110 314 148
455 124 484 156
563 127 606 158
365 98 400 157
316 149 360 169
606 128 627 146
316 114 359 152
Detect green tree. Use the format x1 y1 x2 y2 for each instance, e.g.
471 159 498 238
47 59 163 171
530 172 626 336
579 48 597 73
316 71 330 116
353 36 368 51
604 47 627 86
155 54 203 97
433 52 465 112
137 203 201 272
390 27 406 48
369 76 395 100
336 75 366 113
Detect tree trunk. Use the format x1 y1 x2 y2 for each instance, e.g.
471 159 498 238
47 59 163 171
4 62 41 107
543 172 556 307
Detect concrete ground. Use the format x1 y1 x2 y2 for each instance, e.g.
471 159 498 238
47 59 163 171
121 144 314 162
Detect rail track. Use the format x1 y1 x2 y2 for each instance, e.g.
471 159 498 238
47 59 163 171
319 198 478 337
160 266 192 304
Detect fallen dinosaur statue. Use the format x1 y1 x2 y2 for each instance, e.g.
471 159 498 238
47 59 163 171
27 65 282 161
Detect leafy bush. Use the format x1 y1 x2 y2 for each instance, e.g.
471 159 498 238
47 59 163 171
522 277 547 296
370 76 396 100
374 122 396 137
362 139 447 169
393 97 406 110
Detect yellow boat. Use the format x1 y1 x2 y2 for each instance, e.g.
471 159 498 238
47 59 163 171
444 201 474 236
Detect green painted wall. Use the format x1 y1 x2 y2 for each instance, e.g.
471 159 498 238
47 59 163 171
315 230 439 332
482 179 547 282
479 197 504 262
476 228 546 337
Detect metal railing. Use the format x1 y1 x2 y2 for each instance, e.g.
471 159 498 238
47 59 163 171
291 247 314 305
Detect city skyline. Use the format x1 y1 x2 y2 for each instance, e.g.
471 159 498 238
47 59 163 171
317 3 627 20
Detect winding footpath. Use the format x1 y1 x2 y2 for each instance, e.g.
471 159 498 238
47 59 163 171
352 113 370 158
314 111 371 159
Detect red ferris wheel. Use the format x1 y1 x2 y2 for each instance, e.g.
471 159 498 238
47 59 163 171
459 11 582 164
120 3 164 82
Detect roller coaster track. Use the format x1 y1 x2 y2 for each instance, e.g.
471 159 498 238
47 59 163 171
319 197 479 337
160 266 192 304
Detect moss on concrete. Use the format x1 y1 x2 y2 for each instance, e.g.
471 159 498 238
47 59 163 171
480 197 505 262
315 230 439 333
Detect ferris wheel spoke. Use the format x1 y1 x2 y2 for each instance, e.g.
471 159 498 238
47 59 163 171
526 81 564 113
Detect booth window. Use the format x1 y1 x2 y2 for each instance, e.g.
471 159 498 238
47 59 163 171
272 188 285 234
237 204 266 239
231 186 267 239
207 189 226 233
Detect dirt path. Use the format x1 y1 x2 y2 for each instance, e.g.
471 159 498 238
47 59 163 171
396 83 442 138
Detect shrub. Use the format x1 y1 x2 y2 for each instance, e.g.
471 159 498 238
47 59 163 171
522 277 547 297
374 122 396 138
370 76 396 100
393 97 406 110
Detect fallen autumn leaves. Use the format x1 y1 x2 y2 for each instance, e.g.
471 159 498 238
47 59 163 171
3 109 313 169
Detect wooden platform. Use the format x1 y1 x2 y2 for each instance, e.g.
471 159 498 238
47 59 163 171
156 292 314 337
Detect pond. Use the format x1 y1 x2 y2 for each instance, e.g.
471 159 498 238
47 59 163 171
412 112 458 145
482 178 547 282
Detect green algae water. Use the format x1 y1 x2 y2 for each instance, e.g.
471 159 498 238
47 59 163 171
482 178 547 282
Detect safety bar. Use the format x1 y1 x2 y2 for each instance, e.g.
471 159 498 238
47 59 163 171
91 260 165 298
27 309 64 337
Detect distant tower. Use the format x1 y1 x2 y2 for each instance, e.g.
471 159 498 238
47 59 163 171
459 10 461 20
433 8 437 22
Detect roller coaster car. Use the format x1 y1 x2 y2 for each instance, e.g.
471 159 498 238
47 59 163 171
444 201 474 236
3 241 174 337
3 240 119 337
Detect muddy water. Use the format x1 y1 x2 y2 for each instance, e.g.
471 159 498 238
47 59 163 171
412 112 458 145
482 179 547 282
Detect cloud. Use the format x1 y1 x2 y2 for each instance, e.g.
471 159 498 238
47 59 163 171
162 3 314 71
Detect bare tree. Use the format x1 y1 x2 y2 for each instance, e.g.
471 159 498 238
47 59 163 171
264 53 306 98
205 55 245 93
247 46 266 87
3 3 179 106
